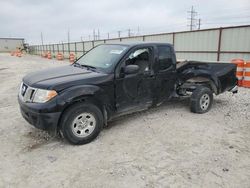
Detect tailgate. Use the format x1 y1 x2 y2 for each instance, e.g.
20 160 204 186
208 63 237 92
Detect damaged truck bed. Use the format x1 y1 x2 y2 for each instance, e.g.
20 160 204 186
177 60 238 95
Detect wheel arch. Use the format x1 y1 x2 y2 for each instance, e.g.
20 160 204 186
56 85 111 130
178 66 221 94
186 76 218 94
179 75 220 95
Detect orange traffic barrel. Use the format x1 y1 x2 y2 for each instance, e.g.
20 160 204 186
69 53 75 63
231 59 244 86
17 50 22 57
57 53 63 60
47 52 52 59
42 52 47 58
242 61 250 88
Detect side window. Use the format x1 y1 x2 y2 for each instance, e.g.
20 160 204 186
158 46 173 70
126 48 151 73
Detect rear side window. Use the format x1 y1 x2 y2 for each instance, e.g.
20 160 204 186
158 46 173 70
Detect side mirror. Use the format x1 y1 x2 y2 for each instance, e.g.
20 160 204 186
124 65 139 75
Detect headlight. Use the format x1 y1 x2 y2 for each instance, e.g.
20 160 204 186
33 89 58 103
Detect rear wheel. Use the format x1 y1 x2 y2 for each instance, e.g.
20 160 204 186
190 86 213 113
60 103 103 145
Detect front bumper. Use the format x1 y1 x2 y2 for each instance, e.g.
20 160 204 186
229 85 238 94
18 97 61 133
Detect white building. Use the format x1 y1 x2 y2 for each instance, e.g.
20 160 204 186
0 38 24 52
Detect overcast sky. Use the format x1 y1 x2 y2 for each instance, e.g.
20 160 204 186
0 0 249 44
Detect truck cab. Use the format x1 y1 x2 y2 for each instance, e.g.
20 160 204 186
114 43 177 114
18 43 238 145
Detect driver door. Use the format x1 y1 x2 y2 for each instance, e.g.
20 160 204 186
115 46 155 113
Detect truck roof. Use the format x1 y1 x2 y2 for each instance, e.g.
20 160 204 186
105 42 173 48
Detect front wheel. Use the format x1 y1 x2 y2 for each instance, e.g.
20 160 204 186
190 86 213 113
60 103 103 145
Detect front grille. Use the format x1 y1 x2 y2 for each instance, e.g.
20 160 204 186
19 82 36 102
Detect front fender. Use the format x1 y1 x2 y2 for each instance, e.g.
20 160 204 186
56 85 113 115
60 85 100 102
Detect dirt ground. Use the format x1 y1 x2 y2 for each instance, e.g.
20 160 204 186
0 53 249 188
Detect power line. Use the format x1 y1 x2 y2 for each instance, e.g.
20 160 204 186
204 15 250 21
200 7 250 15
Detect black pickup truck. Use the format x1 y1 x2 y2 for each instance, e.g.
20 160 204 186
18 43 238 144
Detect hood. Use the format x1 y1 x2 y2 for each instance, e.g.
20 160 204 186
23 65 110 91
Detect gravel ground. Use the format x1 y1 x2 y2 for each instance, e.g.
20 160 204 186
0 53 249 188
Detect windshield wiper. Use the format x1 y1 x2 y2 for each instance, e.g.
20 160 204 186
73 62 100 72
73 62 96 69
73 62 82 68
81 64 96 70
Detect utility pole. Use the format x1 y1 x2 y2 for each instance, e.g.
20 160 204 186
67 29 70 43
137 26 140 36
128 29 131 37
118 31 121 38
40 32 44 45
107 33 110 39
97 29 100 40
67 29 70 53
40 32 44 53
93 29 96 40
187 6 197 31
198 18 201 30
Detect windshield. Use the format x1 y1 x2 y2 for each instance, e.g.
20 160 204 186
76 44 128 72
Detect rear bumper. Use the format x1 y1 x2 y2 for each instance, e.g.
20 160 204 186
18 97 61 133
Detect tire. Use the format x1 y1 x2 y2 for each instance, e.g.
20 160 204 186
60 102 103 145
190 86 213 114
